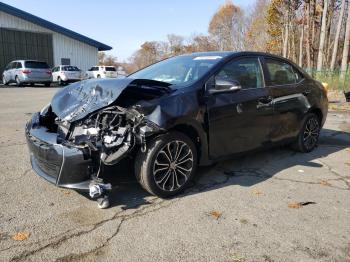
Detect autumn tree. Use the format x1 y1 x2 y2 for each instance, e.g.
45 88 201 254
98 52 119 67
208 0 245 51
266 0 284 54
245 0 269 51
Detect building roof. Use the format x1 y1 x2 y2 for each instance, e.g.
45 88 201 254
0 2 112 51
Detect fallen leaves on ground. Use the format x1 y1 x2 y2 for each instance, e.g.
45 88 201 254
231 252 245 262
240 218 248 224
288 201 316 209
288 202 302 209
209 211 222 220
61 190 71 195
12 231 30 241
320 180 331 186
345 161 350 167
251 188 263 196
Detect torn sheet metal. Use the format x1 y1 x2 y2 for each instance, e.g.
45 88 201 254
51 78 172 122
51 78 134 122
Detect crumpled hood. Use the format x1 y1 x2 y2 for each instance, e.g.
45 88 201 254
50 78 170 122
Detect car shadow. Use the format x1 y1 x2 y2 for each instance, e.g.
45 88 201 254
79 128 350 209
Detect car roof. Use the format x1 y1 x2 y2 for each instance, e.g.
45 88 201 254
180 51 294 60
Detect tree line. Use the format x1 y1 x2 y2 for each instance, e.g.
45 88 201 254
101 0 350 80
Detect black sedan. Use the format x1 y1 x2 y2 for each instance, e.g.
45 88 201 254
25 52 328 208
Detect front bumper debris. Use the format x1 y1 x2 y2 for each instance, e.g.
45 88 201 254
25 113 93 191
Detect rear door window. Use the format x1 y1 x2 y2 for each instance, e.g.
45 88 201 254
265 58 296 86
16 62 23 69
24 61 49 69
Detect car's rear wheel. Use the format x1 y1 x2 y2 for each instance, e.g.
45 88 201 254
57 77 63 86
135 131 197 197
97 75 101 78
15 76 23 87
292 113 321 153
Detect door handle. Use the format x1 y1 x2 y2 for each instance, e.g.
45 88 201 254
303 90 311 96
257 96 273 109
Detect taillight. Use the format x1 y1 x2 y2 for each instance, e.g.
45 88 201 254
22 69 31 74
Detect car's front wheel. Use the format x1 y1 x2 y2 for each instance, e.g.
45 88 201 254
135 131 197 197
2 75 7 85
292 113 321 153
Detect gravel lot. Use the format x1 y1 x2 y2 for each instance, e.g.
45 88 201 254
0 86 350 262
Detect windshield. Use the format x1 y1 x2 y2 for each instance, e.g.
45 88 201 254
129 55 223 86
62 66 79 71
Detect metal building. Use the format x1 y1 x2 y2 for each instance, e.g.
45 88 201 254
0 2 111 76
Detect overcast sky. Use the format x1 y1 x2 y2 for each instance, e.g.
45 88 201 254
3 0 254 61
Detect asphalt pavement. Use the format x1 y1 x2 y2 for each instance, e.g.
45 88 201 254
0 86 349 262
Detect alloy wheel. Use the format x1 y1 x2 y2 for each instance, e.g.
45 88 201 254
303 117 320 150
153 140 194 192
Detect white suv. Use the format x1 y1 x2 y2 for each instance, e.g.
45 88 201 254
85 66 118 79
52 65 83 86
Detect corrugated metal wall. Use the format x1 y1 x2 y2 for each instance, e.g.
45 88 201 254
0 11 98 72
0 28 54 74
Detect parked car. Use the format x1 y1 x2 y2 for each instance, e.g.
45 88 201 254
25 52 328 208
2 60 52 87
85 66 118 79
52 65 83 86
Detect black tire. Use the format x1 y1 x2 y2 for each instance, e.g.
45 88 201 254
292 113 321 153
97 75 101 78
57 77 63 86
135 131 197 198
2 75 7 85
15 76 23 87
44 82 51 87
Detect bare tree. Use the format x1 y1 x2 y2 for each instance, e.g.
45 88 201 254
282 4 290 57
317 0 329 71
341 0 350 78
299 22 304 67
330 0 346 71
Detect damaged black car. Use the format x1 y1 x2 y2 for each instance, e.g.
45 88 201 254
26 52 328 208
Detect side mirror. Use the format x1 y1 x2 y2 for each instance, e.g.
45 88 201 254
208 78 242 94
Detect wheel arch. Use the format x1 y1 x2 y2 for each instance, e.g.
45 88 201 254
169 122 210 166
308 107 323 124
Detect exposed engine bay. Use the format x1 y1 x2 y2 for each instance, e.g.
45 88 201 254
64 106 145 166
38 79 169 191
40 101 161 171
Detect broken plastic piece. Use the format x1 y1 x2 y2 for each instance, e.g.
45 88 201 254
97 195 110 209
